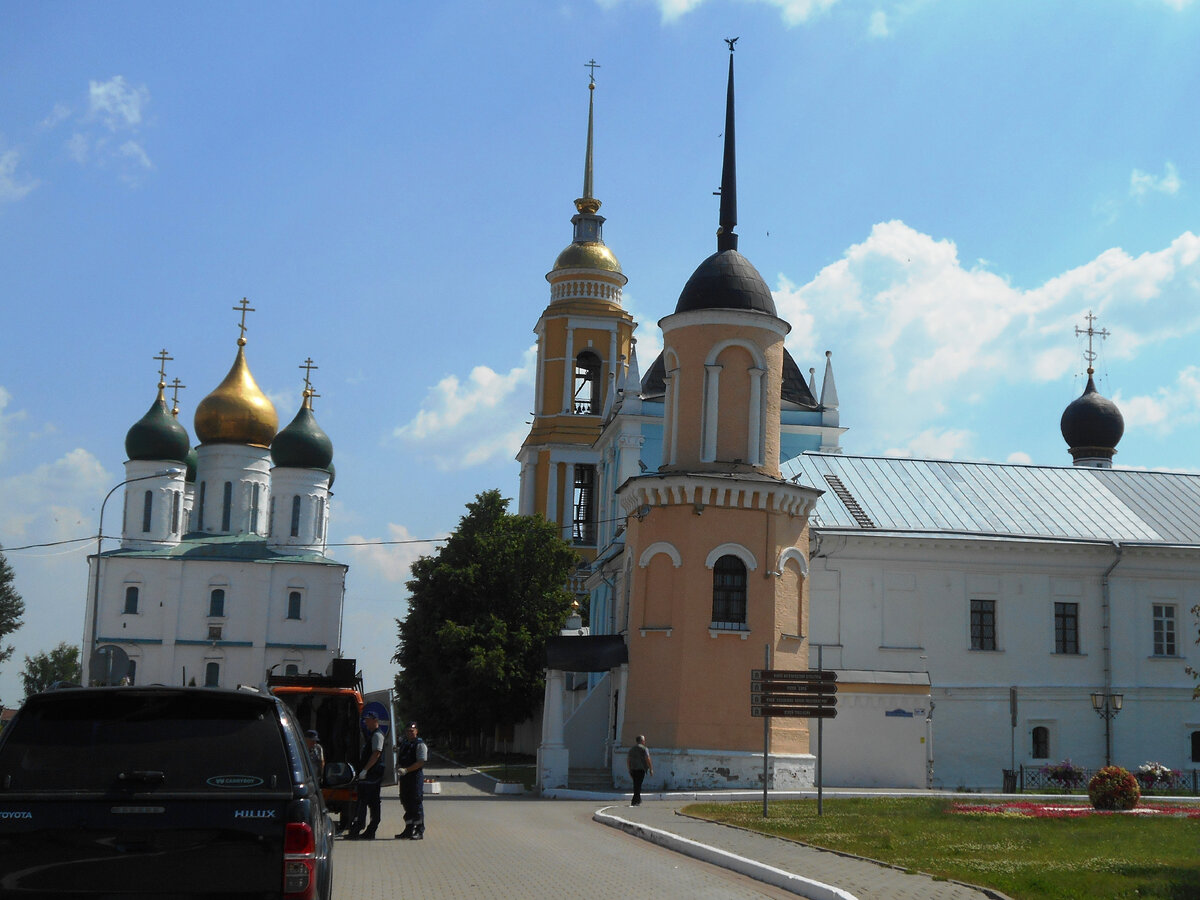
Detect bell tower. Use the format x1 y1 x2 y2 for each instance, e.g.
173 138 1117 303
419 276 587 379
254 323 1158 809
518 65 635 563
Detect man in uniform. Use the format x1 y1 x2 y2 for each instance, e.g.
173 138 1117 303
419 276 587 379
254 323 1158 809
394 721 427 840
345 710 385 839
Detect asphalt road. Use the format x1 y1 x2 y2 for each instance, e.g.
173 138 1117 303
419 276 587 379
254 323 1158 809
332 768 800 899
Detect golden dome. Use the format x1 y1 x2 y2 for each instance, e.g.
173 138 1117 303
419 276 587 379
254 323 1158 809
552 241 623 274
194 344 278 447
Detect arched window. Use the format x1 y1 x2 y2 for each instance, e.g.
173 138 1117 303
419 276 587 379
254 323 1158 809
209 588 225 618
290 496 301 538
1032 726 1050 759
221 482 232 532
572 465 596 545
123 586 139 615
197 481 206 530
711 555 748 629
315 497 325 541
287 591 302 620
249 483 261 533
285 664 299 676
573 350 601 415
170 490 181 534
204 662 220 687
142 490 153 532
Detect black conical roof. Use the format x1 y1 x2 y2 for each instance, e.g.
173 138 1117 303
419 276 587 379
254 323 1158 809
674 248 776 315
1061 374 1124 458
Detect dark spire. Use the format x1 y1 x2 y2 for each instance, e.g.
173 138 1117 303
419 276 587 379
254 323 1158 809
718 38 738 252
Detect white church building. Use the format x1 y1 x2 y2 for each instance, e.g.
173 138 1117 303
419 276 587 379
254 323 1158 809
82 313 347 688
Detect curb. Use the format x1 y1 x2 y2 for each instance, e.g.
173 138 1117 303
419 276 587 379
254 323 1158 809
594 805 858 900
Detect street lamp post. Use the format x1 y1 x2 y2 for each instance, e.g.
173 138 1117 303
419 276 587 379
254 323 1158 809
86 469 182 684
1090 691 1123 767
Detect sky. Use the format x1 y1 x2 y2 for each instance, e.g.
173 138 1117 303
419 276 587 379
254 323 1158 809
2 0 1199 704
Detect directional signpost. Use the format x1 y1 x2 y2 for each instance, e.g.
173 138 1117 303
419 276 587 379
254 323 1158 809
751 666 838 817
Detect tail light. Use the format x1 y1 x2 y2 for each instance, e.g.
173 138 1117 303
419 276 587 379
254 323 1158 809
283 822 316 899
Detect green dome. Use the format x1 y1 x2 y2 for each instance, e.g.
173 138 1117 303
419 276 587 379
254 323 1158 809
126 390 191 463
325 461 335 488
270 402 333 470
185 447 198 483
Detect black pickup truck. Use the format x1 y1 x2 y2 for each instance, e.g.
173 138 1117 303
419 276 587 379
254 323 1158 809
0 685 353 899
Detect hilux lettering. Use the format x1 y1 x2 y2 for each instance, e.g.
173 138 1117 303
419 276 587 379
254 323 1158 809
234 809 277 819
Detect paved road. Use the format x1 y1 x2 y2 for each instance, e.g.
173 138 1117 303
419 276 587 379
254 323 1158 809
332 770 797 899
333 759 1006 900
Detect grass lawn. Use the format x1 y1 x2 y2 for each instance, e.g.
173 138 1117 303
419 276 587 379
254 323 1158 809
683 797 1200 900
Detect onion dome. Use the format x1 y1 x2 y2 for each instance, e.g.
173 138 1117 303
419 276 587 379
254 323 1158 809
674 41 774 317
194 343 278 447
325 461 336 488
553 240 622 274
1061 369 1124 466
126 386 191 462
271 392 334 470
184 447 198 483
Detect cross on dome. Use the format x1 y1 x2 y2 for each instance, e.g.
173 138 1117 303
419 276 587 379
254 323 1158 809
234 297 256 346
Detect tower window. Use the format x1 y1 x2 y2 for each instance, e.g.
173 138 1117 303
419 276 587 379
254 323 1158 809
249 482 261 533
290 496 301 538
315 497 325 541
711 555 747 629
572 465 596 545
204 662 220 687
209 588 225 618
1032 726 1049 759
123 586 139 615
171 490 181 534
287 591 302 620
197 482 206 531
221 482 232 532
573 351 601 415
1054 602 1079 654
142 490 153 533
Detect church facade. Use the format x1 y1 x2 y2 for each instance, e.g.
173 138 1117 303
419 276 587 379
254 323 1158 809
530 52 1200 791
82 313 347 689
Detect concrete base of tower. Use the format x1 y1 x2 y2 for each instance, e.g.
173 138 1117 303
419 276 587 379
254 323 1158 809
612 748 815 792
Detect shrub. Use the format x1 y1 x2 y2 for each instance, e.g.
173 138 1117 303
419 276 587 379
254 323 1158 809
1088 765 1140 811
1041 758 1085 789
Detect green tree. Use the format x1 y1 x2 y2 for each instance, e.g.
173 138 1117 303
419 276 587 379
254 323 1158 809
0 548 26 703
21 641 82 698
393 490 579 746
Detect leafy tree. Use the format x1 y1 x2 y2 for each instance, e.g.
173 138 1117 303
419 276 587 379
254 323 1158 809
21 642 82 698
393 490 579 746
0 548 26 703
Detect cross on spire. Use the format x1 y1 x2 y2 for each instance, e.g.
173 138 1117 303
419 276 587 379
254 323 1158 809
1075 310 1110 373
153 348 173 387
299 357 318 393
234 297 256 346
585 58 601 84
168 377 186 416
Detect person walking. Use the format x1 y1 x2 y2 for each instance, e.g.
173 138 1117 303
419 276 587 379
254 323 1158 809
394 721 428 840
627 734 653 806
345 711 385 839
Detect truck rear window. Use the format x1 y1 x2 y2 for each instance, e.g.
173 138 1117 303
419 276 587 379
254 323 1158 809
0 691 292 793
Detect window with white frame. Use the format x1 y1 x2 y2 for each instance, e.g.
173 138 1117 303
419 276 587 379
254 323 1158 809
1032 726 1050 759
287 591 302 620
209 588 225 618
204 661 220 687
123 585 140 615
1153 604 1177 656
711 555 748 630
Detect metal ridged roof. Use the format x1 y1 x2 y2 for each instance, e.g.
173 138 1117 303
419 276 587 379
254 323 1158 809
784 452 1200 544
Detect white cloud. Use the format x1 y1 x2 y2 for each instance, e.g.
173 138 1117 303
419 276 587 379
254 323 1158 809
0 387 24 462
119 140 153 170
65 133 89 164
1130 162 1182 199
394 347 535 470
0 448 110 543
1118 365 1200 434
1006 451 1033 465
884 427 975 460
89 76 149 131
38 103 71 131
868 10 890 36
0 149 38 203
340 523 439 585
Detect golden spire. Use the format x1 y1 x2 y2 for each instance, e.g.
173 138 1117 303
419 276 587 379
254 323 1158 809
575 60 601 215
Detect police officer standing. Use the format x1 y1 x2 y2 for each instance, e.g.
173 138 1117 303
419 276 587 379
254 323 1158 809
394 721 427 840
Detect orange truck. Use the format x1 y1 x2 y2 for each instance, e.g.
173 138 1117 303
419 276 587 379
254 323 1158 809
267 658 364 830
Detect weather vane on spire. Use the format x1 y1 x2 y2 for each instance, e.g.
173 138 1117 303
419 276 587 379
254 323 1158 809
153 348 173 388
1075 310 1110 374
725 36 738 52
234 297 256 346
585 58 600 85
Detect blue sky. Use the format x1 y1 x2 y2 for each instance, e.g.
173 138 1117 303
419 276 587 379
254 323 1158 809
2 0 1198 703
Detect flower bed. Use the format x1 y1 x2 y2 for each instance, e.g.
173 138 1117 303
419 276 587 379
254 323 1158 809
951 801 1200 819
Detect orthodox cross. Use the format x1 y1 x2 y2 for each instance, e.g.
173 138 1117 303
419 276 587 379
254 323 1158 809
585 58 600 84
153 348 173 386
299 357 320 407
1074 311 1110 370
169 378 186 415
234 297 255 344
